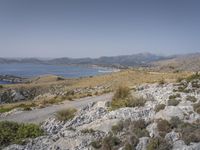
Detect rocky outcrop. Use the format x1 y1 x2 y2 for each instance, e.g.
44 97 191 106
0 84 110 104
0 75 27 84
4 78 200 150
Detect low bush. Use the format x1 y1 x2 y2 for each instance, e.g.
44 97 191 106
18 103 36 111
168 99 180 106
191 81 200 88
0 85 3 88
186 72 200 82
159 79 165 85
127 119 149 138
56 107 77 121
102 134 121 150
111 121 124 134
169 117 200 145
193 102 200 114
0 107 13 113
174 86 192 93
169 94 181 100
178 122 200 145
90 140 102 149
91 134 121 150
92 119 149 149
154 104 166 112
124 143 133 150
111 86 146 110
170 117 182 129
124 135 139 150
113 86 131 100
186 95 197 103
81 128 95 134
146 137 172 150
157 119 171 137
0 121 44 147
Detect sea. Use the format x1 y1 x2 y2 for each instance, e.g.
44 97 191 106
0 63 116 84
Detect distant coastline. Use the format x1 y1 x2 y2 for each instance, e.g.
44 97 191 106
0 63 119 84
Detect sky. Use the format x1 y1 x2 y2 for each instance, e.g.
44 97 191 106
0 0 200 58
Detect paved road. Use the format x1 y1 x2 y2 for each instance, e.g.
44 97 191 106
0 93 113 124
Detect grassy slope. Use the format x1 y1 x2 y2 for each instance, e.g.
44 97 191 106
0 69 191 112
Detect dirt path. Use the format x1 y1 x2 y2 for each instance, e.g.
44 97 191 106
0 93 113 124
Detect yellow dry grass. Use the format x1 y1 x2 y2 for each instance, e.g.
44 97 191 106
72 69 191 89
0 69 192 112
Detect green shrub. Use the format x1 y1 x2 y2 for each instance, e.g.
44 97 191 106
0 85 3 88
186 95 197 103
155 104 166 112
15 124 44 143
147 137 172 150
157 119 171 137
0 107 13 113
168 99 180 106
0 121 43 147
56 108 77 121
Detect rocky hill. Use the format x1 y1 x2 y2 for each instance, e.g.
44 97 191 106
3 74 200 150
151 53 200 72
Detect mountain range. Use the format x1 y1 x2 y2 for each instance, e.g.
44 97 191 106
0 53 171 67
0 52 200 71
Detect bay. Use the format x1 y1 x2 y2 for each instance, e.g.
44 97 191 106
0 63 112 79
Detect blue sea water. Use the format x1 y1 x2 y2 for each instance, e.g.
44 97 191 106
0 63 109 80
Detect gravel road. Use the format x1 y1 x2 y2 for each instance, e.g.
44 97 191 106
0 93 113 124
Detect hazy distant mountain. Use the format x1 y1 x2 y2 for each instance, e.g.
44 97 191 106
1 53 200 71
151 53 200 72
0 53 169 68
0 58 44 64
0 53 166 66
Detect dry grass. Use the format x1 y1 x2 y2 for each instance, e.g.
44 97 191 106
110 86 146 110
2 70 191 92
73 69 191 89
55 107 77 121
0 69 191 112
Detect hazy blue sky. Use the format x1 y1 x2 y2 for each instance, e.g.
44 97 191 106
0 0 200 58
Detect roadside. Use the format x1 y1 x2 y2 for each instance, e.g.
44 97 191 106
0 93 113 124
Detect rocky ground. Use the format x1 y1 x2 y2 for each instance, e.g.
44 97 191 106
3 76 200 150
